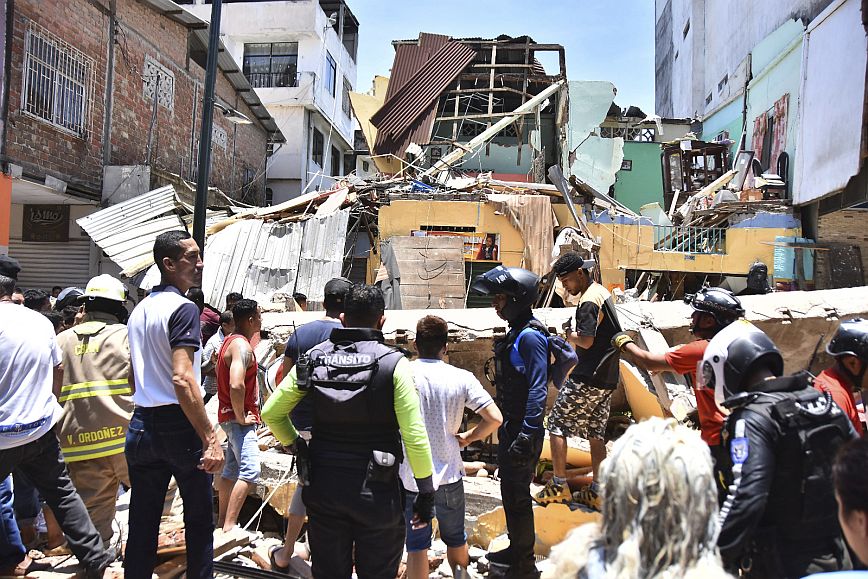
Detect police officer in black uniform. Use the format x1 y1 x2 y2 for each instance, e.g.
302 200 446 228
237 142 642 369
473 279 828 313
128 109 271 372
700 321 856 578
471 266 547 578
261 284 435 579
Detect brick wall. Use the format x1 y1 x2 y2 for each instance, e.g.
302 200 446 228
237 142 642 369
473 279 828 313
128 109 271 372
816 209 868 288
6 0 269 202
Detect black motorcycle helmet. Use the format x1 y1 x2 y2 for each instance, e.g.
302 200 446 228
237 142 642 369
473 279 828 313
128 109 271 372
701 321 784 404
826 319 868 387
827 319 868 361
470 266 539 323
684 286 745 328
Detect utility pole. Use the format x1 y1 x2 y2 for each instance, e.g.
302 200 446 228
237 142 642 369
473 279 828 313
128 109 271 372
193 0 222 254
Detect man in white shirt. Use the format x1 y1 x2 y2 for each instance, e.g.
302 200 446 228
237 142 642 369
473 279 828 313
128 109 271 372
400 315 503 579
0 257 111 578
125 231 224 579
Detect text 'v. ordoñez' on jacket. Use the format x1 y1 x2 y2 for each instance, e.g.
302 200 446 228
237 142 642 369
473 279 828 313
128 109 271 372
306 327 405 458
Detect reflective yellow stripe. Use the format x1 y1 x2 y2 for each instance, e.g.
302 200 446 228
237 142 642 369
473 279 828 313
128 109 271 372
61 438 126 462
61 379 128 393
59 379 130 403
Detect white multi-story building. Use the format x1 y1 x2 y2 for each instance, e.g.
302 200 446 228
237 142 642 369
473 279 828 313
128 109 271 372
182 0 359 204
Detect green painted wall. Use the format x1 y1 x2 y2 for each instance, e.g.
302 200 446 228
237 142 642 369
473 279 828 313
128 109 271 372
701 97 744 163
613 141 664 213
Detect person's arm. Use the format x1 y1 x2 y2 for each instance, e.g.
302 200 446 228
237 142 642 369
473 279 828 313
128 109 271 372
281 333 299 383
566 301 600 350
457 404 503 448
517 329 549 431
53 364 64 400
717 410 778 566
227 339 256 425
621 342 674 373
261 367 307 445
172 346 223 474
201 338 217 375
392 357 434 490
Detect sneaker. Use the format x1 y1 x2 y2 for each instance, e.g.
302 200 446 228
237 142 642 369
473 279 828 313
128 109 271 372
532 479 571 506
571 483 602 512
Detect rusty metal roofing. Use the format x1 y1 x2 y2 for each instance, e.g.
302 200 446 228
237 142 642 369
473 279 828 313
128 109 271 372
371 34 476 159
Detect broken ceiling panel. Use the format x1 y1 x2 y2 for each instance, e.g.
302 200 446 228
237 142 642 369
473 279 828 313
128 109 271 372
570 135 625 197
566 81 618 144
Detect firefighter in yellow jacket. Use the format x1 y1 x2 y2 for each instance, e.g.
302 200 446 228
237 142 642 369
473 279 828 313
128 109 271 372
55 274 133 546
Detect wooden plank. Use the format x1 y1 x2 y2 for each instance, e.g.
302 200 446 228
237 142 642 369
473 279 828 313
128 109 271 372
390 236 464 250
402 286 466 299
398 271 465 286
402 296 466 309
391 249 465 262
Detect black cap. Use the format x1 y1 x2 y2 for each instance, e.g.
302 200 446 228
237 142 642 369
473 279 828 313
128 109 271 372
552 251 595 276
0 255 20 279
324 277 352 297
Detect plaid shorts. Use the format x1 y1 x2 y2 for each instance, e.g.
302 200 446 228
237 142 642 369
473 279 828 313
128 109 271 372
547 378 613 440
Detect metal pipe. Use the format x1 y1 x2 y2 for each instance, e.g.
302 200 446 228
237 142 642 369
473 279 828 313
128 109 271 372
193 0 222 254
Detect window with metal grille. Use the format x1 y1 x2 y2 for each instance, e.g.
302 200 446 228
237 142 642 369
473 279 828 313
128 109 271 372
242 42 298 88
312 129 324 167
342 77 352 117
22 22 95 138
325 53 337 97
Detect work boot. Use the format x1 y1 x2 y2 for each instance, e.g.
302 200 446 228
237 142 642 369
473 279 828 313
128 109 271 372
571 482 602 512
486 546 515 567
532 479 571 506
503 564 540 579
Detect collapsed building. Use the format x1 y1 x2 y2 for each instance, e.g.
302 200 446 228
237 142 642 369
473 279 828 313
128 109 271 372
72 28 868 578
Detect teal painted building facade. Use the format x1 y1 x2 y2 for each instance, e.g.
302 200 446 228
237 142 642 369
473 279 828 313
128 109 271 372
613 141 665 213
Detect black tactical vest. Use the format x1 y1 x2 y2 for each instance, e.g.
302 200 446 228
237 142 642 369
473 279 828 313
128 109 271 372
307 327 404 457
744 382 853 540
493 320 544 421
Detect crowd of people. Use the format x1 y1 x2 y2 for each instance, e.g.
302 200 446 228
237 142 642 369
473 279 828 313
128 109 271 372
2 236 868 579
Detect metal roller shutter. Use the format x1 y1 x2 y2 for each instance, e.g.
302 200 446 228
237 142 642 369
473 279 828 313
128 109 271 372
8 237 92 291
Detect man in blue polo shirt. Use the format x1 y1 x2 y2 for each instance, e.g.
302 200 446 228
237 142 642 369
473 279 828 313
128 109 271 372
125 231 224 579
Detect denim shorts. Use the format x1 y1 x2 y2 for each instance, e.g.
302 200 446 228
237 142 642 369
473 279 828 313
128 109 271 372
219 422 261 483
404 480 467 552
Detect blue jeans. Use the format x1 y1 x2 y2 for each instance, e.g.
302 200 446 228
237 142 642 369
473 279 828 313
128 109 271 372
125 405 214 579
0 476 25 569
404 480 467 552
0 431 109 572
219 422 261 483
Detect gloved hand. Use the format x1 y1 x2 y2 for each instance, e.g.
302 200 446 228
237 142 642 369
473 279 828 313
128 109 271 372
412 491 435 526
611 331 634 351
508 431 535 466
291 436 309 458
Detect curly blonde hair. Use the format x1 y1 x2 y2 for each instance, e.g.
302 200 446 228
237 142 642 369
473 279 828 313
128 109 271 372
546 418 731 579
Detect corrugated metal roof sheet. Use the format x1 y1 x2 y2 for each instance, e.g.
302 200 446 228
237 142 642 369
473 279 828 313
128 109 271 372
294 209 351 302
201 219 304 309
371 34 475 159
201 208 349 307
77 186 190 276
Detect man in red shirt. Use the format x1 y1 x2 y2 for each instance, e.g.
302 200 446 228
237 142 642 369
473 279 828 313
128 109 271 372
215 299 262 532
815 318 868 435
611 287 744 486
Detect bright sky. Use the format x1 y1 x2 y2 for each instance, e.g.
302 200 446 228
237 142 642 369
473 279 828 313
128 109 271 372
348 0 656 114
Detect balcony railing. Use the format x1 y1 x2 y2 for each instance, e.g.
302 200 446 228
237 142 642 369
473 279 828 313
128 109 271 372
653 225 726 254
245 71 299 89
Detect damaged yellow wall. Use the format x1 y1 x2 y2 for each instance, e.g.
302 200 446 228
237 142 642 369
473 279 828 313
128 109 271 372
377 200 527 268
551 205 800 288
349 75 402 175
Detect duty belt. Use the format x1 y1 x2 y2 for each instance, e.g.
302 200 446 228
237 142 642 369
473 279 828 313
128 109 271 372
0 416 48 434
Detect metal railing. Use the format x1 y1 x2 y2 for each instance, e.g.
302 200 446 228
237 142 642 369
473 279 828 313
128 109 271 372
244 71 300 88
653 225 726 254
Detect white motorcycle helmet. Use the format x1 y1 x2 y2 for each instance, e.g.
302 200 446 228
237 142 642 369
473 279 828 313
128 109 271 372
698 320 784 405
